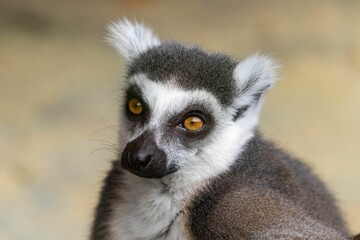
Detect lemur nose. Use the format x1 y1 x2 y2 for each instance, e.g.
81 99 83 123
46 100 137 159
121 131 171 178
129 149 153 168
121 131 164 174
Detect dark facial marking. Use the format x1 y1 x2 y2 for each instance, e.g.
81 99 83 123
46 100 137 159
121 131 177 178
124 85 150 124
127 42 238 106
165 104 215 147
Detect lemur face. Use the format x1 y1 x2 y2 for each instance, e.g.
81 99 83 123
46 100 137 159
108 20 277 179
121 72 232 178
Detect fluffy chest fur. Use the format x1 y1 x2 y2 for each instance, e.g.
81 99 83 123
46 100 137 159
109 173 193 240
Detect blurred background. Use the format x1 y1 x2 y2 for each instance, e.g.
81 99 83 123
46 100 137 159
1 0 359 239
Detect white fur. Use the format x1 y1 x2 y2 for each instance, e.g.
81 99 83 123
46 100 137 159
107 19 161 60
110 172 190 240
232 54 278 108
109 75 263 240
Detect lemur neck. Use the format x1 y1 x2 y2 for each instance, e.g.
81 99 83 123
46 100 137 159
122 170 206 198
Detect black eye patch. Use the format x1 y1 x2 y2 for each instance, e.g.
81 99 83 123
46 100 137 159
124 85 150 122
166 104 215 143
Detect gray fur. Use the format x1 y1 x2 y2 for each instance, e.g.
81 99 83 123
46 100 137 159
188 132 348 239
90 20 356 240
128 42 237 106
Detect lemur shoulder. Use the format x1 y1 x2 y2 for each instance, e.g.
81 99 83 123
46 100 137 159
90 20 358 240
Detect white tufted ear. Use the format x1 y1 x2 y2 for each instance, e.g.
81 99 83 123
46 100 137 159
229 54 278 121
233 54 278 107
107 19 161 61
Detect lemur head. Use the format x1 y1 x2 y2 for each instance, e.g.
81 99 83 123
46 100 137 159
108 20 277 181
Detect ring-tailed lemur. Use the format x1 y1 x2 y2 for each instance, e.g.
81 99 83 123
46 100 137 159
90 20 356 240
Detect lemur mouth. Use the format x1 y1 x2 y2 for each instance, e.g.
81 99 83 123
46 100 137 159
130 163 179 179
124 166 167 179
122 160 178 179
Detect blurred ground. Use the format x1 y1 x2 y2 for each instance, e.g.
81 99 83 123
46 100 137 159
0 0 359 239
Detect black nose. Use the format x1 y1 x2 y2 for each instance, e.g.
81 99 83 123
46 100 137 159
128 148 153 168
121 131 173 178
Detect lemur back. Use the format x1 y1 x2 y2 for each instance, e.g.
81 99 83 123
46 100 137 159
189 133 347 239
90 20 354 240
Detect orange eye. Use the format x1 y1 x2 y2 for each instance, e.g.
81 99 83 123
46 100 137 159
128 98 143 115
183 116 204 131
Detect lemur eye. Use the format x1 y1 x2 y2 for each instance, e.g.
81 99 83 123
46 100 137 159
128 98 143 115
183 116 204 131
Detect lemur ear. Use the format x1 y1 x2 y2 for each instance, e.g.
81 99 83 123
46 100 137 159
233 54 278 107
230 54 278 120
107 19 161 61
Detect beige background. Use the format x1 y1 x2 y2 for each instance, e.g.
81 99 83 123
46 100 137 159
0 0 359 239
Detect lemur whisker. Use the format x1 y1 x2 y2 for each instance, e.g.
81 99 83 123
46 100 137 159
87 147 118 160
96 113 118 132
88 125 120 137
